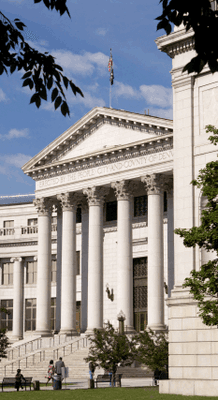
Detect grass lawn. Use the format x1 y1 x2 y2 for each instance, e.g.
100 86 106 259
0 387 218 400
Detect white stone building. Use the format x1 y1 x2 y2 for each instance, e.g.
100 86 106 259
0 108 174 342
1 17 218 396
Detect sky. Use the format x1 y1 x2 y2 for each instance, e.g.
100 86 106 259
0 0 173 196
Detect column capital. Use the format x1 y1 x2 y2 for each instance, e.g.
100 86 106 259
57 192 81 211
141 174 164 195
33 197 52 216
83 186 109 206
111 180 137 200
10 257 22 263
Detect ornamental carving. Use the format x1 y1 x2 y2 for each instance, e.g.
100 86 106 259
141 174 163 195
57 192 81 211
33 198 52 216
83 186 109 206
111 180 138 200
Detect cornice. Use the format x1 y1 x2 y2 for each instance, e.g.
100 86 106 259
22 107 173 175
155 28 195 59
27 134 173 181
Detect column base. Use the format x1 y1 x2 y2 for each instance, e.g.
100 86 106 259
59 329 78 336
147 324 167 332
35 330 51 337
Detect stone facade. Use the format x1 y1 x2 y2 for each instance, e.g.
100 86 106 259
0 108 173 340
156 25 218 396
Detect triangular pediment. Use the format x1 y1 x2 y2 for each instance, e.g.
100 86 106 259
22 107 173 175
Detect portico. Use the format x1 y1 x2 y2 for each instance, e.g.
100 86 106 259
19 107 174 336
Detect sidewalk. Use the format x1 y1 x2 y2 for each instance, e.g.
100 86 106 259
1 377 155 392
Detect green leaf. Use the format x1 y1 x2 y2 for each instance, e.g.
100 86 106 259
35 96 41 108
51 87 58 102
15 21 26 31
22 78 33 89
30 93 39 104
54 96 62 110
10 64 16 74
47 76 53 90
39 86 47 101
63 76 68 89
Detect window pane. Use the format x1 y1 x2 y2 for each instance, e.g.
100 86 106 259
134 196 147 217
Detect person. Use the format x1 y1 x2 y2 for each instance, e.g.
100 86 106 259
15 369 25 392
89 361 95 380
45 360 55 386
55 357 65 376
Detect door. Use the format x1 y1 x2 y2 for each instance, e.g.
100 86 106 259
133 257 147 332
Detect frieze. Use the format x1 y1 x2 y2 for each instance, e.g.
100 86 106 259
0 241 38 247
36 148 173 190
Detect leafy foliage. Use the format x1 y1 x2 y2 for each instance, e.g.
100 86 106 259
156 0 218 74
175 125 218 325
85 323 136 386
136 329 168 374
0 1 83 117
0 307 10 360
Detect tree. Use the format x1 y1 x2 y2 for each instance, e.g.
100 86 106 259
0 0 83 117
175 125 218 326
0 307 10 360
136 329 168 376
84 323 136 386
157 0 218 75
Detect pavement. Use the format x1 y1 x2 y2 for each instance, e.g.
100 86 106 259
1 377 156 392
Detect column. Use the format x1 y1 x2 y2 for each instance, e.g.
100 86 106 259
11 257 23 340
57 193 78 335
83 186 108 333
81 201 89 333
34 198 52 336
55 203 62 332
111 180 135 333
141 174 165 331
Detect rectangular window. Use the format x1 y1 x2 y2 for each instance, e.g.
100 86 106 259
51 259 57 282
2 263 13 285
51 216 57 232
3 220 14 235
51 298 56 330
27 218 37 226
1 300 13 331
76 207 82 223
164 191 167 213
26 261 37 284
106 201 117 222
76 251 80 275
25 298 36 331
134 195 147 217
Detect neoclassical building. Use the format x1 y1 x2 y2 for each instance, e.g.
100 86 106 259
1 17 218 396
0 108 174 341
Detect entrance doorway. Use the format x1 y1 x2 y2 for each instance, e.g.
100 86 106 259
133 257 147 332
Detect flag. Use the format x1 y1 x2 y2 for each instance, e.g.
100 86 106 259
108 49 114 85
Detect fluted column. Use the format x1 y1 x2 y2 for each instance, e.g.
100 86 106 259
11 257 23 340
83 186 108 333
111 180 135 333
141 174 165 331
57 193 79 336
34 198 52 336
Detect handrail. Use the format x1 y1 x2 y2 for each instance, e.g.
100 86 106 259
7 337 42 361
4 349 45 376
52 336 89 360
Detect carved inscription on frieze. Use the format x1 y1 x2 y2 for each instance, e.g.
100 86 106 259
36 149 173 190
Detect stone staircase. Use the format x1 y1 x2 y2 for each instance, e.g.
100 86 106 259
0 334 153 381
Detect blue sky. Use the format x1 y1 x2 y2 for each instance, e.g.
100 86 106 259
0 0 172 196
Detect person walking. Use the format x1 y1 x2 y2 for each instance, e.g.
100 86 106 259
15 369 25 391
45 360 55 386
55 357 65 376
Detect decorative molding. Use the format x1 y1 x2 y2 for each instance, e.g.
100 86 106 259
103 226 117 233
0 241 38 248
132 238 148 245
132 221 147 229
83 186 109 206
29 134 173 181
111 180 138 200
10 257 22 262
141 173 164 195
57 192 81 211
33 197 52 216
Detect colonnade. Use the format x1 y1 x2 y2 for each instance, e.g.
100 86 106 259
11 173 172 338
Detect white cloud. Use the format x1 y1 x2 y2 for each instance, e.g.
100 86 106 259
147 107 173 120
96 28 108 36
52 50 108 76
0 88 8 102
114 81 138 99
0 128 29 140
3 154 32 168
139 85 172 108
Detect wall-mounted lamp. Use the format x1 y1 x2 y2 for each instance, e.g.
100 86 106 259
106 284 114 301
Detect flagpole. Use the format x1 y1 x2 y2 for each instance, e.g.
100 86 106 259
108 48 114 109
